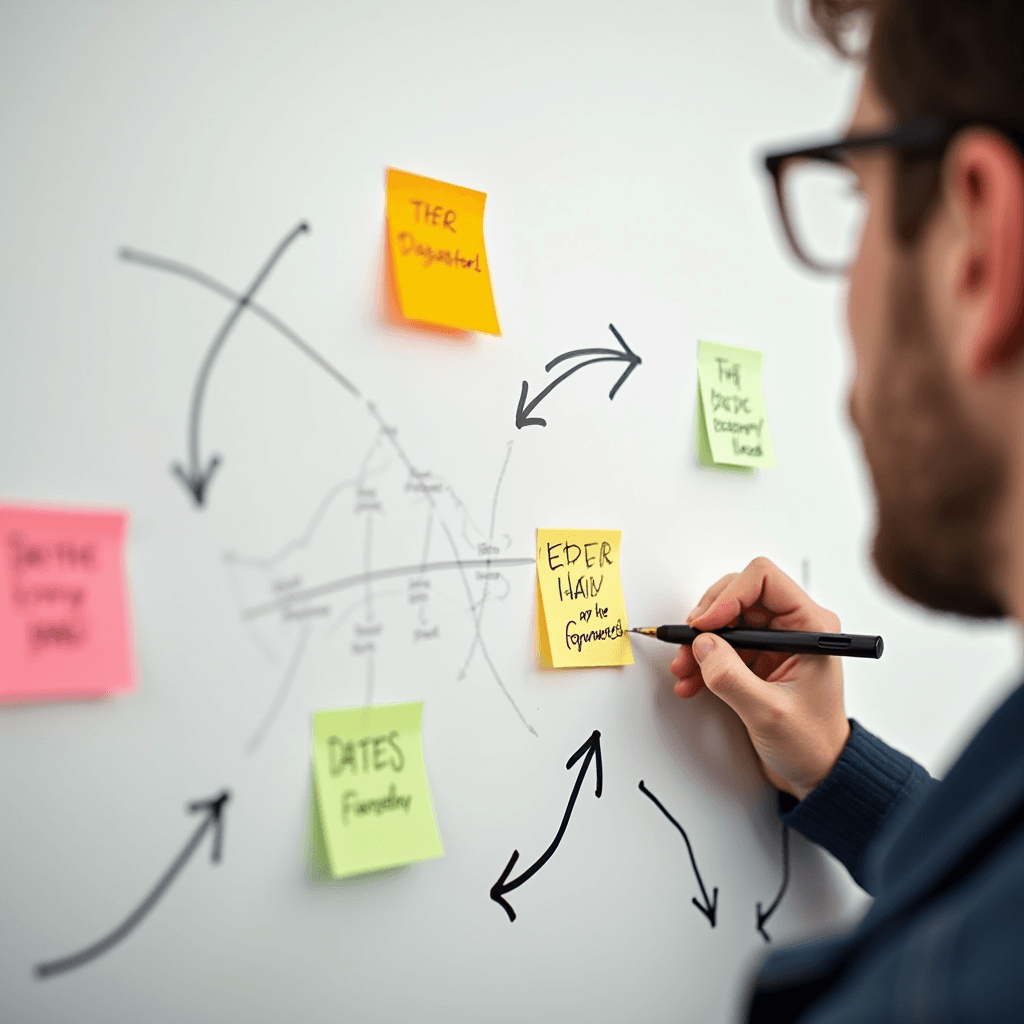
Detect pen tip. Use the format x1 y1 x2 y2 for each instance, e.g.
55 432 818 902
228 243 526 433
630 627 657 637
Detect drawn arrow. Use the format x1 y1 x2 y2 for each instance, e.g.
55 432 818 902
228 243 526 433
515 323 642 428
35 790 230 979
756 823 790 943
490 730 602 922
167 221 310 507
638 780 718 927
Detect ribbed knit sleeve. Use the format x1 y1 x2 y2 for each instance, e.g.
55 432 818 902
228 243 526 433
776 719 936 892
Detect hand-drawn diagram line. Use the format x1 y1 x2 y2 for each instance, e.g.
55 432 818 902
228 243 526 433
245 624 312 754
757 823 790 942
638 780 718 927
35 791 230 978
127 228 536 734
459 440 514 679
226 443 531 742
122 226 360 506
362 514 375 623
366 403 538 736
240 556 535 620
490 730 603 922
119 240 359 398
174 223 307 495
245 588 403 754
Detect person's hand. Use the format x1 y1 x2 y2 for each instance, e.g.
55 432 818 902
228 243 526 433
669 557 851 800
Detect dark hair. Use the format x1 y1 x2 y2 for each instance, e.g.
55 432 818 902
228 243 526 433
800 0 1024 240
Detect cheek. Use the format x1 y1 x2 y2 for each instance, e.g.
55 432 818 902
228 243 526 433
846 206 887 418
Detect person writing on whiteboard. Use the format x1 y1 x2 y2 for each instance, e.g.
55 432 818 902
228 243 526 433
671 1 1024 1019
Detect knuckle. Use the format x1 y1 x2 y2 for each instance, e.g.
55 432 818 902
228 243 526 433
704 573 737 600
702 659 733 692
748 556 775 576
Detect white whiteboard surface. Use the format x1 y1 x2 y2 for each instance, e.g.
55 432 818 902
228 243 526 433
1 2 1020 1022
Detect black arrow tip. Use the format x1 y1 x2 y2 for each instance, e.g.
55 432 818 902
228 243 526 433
605 325 642 400
490 849 520 922
693 887 718 928
171 455 222 507
515 380 547 429
189 789 231 863
189 790 230 817
491 889 516 923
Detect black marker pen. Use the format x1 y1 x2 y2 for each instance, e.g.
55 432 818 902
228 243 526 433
630 625 883 659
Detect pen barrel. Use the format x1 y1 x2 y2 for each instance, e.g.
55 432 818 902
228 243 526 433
656 626 883 659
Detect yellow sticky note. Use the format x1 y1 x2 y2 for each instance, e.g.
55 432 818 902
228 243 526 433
385 168 500 335
311 701 444 878
536 529 633 669
696 340 775 469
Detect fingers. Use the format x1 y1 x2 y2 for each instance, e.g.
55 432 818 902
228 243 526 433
670 644 696 678
670 645 704 699
685 573 737 624
673 672 706 699
690 557 839 633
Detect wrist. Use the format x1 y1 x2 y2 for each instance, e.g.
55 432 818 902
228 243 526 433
789 718 852 802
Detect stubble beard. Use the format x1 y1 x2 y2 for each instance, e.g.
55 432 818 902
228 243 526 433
855 254 1007 618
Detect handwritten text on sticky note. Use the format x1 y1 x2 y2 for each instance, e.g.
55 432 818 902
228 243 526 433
536 529 633 669
386 168 501 335
696 340 775 469
0 504 135 703
312 701 444 878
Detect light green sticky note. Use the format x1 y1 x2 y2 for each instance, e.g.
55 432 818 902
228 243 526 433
696 340 776 469
311 701 444 878
696 390 753 474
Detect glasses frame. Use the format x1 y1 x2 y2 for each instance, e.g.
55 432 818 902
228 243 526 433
763 116 1024 275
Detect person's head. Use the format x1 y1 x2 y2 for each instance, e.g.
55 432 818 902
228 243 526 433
776 0 1024 619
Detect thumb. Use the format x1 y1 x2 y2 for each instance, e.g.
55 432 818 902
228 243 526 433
692 633 774 725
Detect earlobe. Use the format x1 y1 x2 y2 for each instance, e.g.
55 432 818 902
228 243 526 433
958 133 1024 375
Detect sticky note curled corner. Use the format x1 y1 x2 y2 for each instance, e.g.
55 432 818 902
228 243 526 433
0 503 135 703
696 340 775 469
536 528 633 669
311 701 444 878
385 168 501 335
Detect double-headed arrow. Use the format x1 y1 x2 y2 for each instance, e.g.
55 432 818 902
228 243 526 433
516 324 642 428
490 730 602 922
35 790 230 978
638 780 718 927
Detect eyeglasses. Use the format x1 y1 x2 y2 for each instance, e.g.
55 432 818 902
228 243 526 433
763 118 955 275
765 117 1024 274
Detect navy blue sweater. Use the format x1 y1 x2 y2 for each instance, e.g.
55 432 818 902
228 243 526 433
748 681 1024 1022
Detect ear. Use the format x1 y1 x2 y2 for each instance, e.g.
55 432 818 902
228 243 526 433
949 130 1024 375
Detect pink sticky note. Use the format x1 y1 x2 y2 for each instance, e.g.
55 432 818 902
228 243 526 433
0 503 135 703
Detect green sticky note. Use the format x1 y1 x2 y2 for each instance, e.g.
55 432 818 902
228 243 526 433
311 701 444 878
696 340 776 469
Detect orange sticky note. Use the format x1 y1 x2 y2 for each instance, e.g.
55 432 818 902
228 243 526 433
0 504 135 703
385 168 501 335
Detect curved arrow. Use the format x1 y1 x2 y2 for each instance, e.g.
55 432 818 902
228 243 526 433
638 780 718 927
490 730 602 922
35 790 230 979
120 244 359 400
169 221 310 506
516 323 642 428
756 823 790 943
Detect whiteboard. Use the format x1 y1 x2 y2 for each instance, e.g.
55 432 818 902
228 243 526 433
1 2 1020 1022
